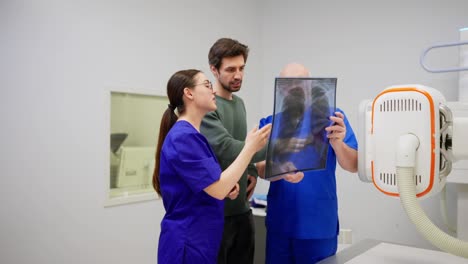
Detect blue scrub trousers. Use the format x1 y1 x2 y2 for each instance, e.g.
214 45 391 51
266 232 337 264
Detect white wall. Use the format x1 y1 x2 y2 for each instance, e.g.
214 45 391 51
0 0 261 263
2 0 468 263
257 0 468 251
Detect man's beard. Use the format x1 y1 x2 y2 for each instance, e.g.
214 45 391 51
220 80 242 93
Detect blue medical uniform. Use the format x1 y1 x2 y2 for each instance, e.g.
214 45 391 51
158 121 224 264
260 109 358 263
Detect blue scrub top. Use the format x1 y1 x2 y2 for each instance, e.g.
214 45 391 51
158 121 224 264
260 109 358 239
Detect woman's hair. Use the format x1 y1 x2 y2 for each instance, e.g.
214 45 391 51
152 69 201 196
208 38 249 70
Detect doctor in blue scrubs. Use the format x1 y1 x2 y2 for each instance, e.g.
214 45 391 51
152 69 271 264
257 63 358 264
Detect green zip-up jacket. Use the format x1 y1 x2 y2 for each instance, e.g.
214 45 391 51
201 94 267 216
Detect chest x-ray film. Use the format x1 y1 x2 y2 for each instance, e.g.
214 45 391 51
265 77 337 179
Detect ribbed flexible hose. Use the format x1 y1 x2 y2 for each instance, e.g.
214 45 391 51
440 186 457 234
397 166 468 258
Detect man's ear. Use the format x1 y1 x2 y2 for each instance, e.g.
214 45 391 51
210 65 219 78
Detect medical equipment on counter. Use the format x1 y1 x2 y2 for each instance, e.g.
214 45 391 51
357 28 468 258
115 146 155 188
110 133 154 189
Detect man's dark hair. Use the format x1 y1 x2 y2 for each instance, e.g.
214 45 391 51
208 38 249 70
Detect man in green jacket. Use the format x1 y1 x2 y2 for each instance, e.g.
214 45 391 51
200 38 265 264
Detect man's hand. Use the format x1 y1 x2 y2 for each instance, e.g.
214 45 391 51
227 183 239 200
325 112 346 148
246 175 257 201
277 162 304 183
325 111 358 172
282 171 304 183
256 161 266 179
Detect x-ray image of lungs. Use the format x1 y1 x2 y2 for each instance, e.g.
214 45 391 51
265 77 337 179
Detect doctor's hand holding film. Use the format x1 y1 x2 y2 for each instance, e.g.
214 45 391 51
325 112 346 146
255 160 304 183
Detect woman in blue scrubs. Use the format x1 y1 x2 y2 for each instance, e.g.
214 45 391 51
152 69 271 264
